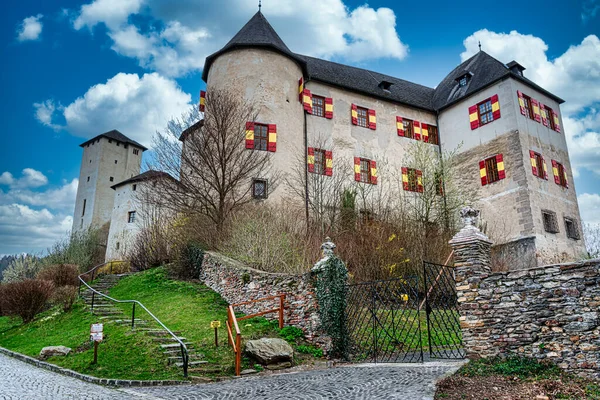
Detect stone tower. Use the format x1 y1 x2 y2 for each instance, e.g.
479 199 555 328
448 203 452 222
72 130 146 234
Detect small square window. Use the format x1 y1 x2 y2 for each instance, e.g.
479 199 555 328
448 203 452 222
116 242 120 250
484 156 500 184
555 161 568 188
116 142 120 146
133 149 139 155
564 217 580 240
312 95 325 118
542 210 559 233
478 99 494 125
252 179 268 199
356 107 369 128
405 168 419 192
428 125 439 145
128 211 136 223
522 94 534 120
108 139 112 143
359 158 372 184
403 119 414 139
459 76 468 87
254 124 269 151
132 184 137 191
545 106 556 130
87 176 90 182
115 160 118 164
532 152 544 179
313 149 326 175
109 177 114 182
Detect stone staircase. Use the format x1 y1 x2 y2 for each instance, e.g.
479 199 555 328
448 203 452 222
81 274 209 372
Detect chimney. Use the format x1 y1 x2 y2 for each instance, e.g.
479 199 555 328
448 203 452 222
507 61 526 77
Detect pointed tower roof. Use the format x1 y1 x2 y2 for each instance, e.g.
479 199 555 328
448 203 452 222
79 129 147 151
202 11 303 81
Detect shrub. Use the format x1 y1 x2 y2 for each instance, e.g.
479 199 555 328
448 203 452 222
43 226 109 271
36 264 79 287
2 255 42 283
296 345 323 358
279 326 305 343
0 279 55 323
169 242 205 280
127 220 174 271
51 285 78 312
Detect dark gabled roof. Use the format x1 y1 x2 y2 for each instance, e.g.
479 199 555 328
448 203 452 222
179 119 204 142
433 51 563 110
111 170 174 190
296 55 435 111
202 11 303 81
79 129 148 151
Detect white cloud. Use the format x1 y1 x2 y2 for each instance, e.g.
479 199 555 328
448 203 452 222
16 14 43 42
579 193 600 225
33 99 62 131
0 169 48 189
2 179 78 211
73 0 144 30
582 0 600 23
461 30 600 178
35 72 192 148
73 0 408 77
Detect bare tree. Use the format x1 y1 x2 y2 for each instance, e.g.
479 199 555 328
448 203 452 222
584 223 600 259
147 89 278 234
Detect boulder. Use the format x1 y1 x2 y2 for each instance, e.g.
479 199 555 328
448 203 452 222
245 338 293 365
39 346 71 360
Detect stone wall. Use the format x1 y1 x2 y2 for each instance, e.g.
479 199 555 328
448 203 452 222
199 251 324 345
452 209 600 378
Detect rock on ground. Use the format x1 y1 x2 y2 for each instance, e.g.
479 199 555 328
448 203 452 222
245 338 294 365
39 346 71 360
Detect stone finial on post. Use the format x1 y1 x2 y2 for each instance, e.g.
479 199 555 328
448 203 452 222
450 207 496 359
312 237 336 273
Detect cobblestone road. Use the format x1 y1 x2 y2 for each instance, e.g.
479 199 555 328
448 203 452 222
0 352 463 400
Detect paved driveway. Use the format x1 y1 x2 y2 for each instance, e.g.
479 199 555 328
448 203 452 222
0 352 463 400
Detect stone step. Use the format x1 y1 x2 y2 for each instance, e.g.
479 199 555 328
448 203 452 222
175 361 208 368
188 367 223 374
167 355 204 365
144 330 183 337
151 337 187 343
162 349 199 356
160 343 193 349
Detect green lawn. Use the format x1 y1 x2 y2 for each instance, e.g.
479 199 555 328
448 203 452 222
0 267 321 381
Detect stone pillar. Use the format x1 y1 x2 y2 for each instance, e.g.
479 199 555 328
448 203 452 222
449 207 496 359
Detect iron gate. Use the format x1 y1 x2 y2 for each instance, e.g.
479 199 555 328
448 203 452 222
345 262 463 363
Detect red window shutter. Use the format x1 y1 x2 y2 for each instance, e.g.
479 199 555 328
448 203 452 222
479 160 487 186
563 167 569 188
396 116 404 136
422 123 429 143
417 170 423 193
307 147 315 173
302 89 313 114
496 154 506 179
517 91 527 116
542 156 548 180
401 167 409 190
529 150 538 176
368 109 376 130
552 160 560 184
540 104 549 127
531 98 541 122
199 90 206 112
325 151 333 176
267 124 277 152
370 160 377 184
325 97 334 119
298 78 304 103
414 121 421 140
469 105 479 130
552 110 561 133
351 104 358 125
245 122 254 149
354 157 361 181
491 94 500 120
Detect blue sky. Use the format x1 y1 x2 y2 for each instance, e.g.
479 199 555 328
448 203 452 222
1 0 599 255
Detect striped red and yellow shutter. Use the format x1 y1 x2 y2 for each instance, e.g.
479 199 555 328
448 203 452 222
298 78 304 102
396 116 404 136
368 109 376 130
416 170 423 193
245 122 254 149
479 160 487 186
370 160 377 184
267 124 277 152
542 157 548 180
540 104 549 127
302 89 313 114
551 160 560 184
199 90 206 112
469 105 479 130
325 151 333 176
307 147 315 173
401 167 409 190
354 157 361 181
529 150 538 176
491 94 500 120
421 123 429 143
325 98 334 119
497 154 506 179
551 110 561 133
563 166 569 188
517 91 527 116
414 121 421 140
351 104 358 125
531 98 541 122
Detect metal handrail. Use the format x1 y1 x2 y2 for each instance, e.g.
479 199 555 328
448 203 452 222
78 262 189 377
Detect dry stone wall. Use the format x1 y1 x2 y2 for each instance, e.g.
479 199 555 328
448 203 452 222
200 252 325 345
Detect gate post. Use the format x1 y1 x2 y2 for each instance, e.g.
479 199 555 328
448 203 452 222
449 207 494 359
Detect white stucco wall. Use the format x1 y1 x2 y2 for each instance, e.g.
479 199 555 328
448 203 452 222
105 182 140 261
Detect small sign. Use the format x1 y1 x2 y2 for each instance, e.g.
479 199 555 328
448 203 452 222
91 323 103 333
91 332 103 342
210 320 221 329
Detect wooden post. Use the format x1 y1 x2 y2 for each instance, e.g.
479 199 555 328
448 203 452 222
278 295 285 329
214 326 219 347
93 341 98 364
235 332 241 376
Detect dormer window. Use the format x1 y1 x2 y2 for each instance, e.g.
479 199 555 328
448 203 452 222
507 61 526 77
459 76 468 87
379 81 393 92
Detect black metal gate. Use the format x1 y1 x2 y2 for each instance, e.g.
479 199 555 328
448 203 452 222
345 262 463 363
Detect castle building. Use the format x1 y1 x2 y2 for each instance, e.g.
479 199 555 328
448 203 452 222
72 130 146 234
189 11 586 266
74 11 587 268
